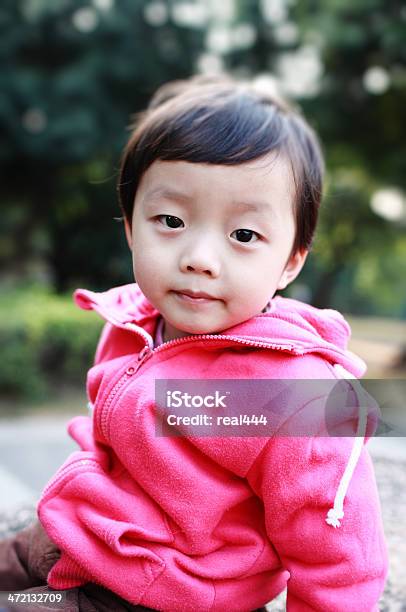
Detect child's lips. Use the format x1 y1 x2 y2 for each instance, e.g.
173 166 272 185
172 290 220 304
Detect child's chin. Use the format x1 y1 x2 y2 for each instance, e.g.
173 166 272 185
181 323 222 336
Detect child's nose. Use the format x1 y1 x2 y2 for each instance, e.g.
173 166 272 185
179 240 221 278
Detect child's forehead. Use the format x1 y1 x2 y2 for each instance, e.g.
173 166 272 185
139 155 295 201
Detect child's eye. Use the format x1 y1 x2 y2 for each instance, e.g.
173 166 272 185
157 215 184 229
231 229 260 243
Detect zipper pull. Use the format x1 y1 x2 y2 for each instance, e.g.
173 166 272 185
138 346 153 363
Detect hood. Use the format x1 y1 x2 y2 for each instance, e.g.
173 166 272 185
74 283 366 378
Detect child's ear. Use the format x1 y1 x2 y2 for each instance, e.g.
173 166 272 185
124 217 133 251
277 249 308 291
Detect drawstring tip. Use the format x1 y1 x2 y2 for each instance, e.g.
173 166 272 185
325 507 344 528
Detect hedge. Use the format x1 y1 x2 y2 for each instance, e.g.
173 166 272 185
0 287 104 399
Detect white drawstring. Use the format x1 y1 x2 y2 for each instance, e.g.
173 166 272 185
325 368 368 528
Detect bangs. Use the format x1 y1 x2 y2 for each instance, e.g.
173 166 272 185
118 76 324 253
136 91 287 165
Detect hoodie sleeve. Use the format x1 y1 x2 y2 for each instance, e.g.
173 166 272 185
246 419 388 611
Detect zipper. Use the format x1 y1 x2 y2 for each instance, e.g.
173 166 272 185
96 349 154 442
96 331 303 444
152 333 300 354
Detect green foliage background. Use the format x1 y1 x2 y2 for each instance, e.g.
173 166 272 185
0 286 103 398
1 0 406 396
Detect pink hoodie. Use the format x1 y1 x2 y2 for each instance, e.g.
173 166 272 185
38 284 388 611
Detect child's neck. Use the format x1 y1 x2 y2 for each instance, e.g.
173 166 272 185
162 319 193 344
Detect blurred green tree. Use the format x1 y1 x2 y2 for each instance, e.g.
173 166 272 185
229 0 406 312
1 0 405 316
0 0 206 290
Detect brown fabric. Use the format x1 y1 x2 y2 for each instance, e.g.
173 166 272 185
4 584 154 612
0 522 266 611
0 520 60 590
0 522 152 611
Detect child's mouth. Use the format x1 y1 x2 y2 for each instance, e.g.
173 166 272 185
172 290 218 305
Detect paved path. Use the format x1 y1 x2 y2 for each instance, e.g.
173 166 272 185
0 413 78 511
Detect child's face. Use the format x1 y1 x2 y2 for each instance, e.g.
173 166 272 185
125 156 307 342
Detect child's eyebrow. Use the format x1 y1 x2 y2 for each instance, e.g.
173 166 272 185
143 185 275 215
232 200 272 214
143 186 191 203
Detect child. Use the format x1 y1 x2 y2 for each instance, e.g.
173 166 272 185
0 75 388 611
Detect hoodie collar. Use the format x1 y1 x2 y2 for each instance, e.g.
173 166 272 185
74 283 366 377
